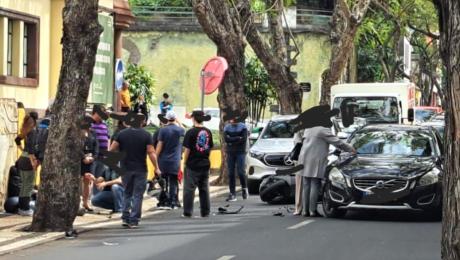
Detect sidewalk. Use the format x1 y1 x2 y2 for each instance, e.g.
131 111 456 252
0 176 231 256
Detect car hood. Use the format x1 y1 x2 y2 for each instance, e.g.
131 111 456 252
251 138 294 153
337 155 437 178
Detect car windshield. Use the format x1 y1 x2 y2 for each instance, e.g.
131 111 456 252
415 109 436 122
350 130 434 157
333 96 399 124
262 120 295 139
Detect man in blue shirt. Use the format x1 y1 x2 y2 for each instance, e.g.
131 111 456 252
156 111 185 208
159 93 173 115
224 115 249 202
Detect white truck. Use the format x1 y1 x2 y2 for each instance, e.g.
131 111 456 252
331 82 417 136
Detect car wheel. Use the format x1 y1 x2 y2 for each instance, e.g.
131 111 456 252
322 183 347 218
248 179 260 195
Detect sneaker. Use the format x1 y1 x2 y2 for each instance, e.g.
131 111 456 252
122 220 130 227
242 188 249 200
109 212 123 219
181 213 192 218
226 194 237 202
128 223 139 229
18 209 33 216
65 230 78 239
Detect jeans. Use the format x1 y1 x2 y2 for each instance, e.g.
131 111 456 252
91 184 124 212
183 168 210 217
165 174 179 206
302 177 321 215
227 152 247 195
121 171 147 224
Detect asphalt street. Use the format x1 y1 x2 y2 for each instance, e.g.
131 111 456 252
3 194 441 260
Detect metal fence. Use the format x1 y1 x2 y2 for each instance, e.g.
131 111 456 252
131 6 332 30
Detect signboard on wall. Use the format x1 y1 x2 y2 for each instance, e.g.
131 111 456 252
88 13 114 105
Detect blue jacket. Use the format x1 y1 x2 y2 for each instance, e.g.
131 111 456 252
224 123 248 153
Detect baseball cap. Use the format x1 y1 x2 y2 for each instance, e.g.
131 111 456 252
164 110 177 121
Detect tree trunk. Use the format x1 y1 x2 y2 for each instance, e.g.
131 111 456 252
240 1 302 115
31 0 102 232
320 0 371 105
437 0 460 259
193 0 247 185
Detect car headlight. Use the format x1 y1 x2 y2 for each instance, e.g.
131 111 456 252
328 167 346 185
418 168 440 186
249 150 265 161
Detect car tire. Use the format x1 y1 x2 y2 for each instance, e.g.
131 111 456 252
248 179 260 195
322 183 347 218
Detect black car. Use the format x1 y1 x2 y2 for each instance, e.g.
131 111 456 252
322 124 443 218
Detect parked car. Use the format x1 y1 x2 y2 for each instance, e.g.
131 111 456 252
183 107 220 130
420 112 445 139
246 115 297 194
414 106 443 123
322 124 444 218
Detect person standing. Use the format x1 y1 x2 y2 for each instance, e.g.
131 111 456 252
120 81 132 112
80 117 99 211
293 130 303 216
14 112 38 216
156 111 185 209
110 114 161 228
91 105 110 156
182 111 213 218
159 93 173 115
298 108 355 217
224 115 249 202
134 95 149 123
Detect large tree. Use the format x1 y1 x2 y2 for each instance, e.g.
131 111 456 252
437 1 460 259
31 0 102 231
320 0 371 105
192 0 248 185
241 0 303 114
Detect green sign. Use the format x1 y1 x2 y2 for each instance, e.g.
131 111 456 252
89 14 114 105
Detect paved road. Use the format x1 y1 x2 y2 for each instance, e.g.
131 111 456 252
3 195 441 260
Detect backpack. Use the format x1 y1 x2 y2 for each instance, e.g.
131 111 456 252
7 164 21 197
34 118 50 162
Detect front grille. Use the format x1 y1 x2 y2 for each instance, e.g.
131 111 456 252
353 178 408 192
263 154 290 167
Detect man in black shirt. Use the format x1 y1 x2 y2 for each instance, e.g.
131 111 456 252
182 111 213 218
109 115 161 228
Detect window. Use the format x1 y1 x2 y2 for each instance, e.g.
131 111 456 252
7 20 12 76
0 8 39 87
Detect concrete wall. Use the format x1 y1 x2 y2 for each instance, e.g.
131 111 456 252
122 31 331 114
0 0 51 112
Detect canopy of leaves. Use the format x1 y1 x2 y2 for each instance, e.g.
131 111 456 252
356 0 439 83
124 63 156 106
244 57 278 125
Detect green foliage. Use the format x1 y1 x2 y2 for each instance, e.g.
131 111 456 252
244 57 277 126
250 0 296 12
124 63 156 106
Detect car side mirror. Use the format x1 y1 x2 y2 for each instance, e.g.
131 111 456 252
408 108 414 122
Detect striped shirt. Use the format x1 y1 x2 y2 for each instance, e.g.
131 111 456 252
91 122 109 152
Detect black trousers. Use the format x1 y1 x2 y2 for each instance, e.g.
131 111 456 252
183 167 210 217
165 174 179 206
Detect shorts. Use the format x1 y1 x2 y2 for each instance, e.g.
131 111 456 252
81 162 93 176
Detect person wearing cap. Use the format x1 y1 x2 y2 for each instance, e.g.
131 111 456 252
156 110 185 209
182 111 213 218
297 106 356 217
109 113 161 228
223 114 249 202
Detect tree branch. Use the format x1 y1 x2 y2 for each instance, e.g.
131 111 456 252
408 22 440 40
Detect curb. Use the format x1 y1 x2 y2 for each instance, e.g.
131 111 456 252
0 186 233 256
